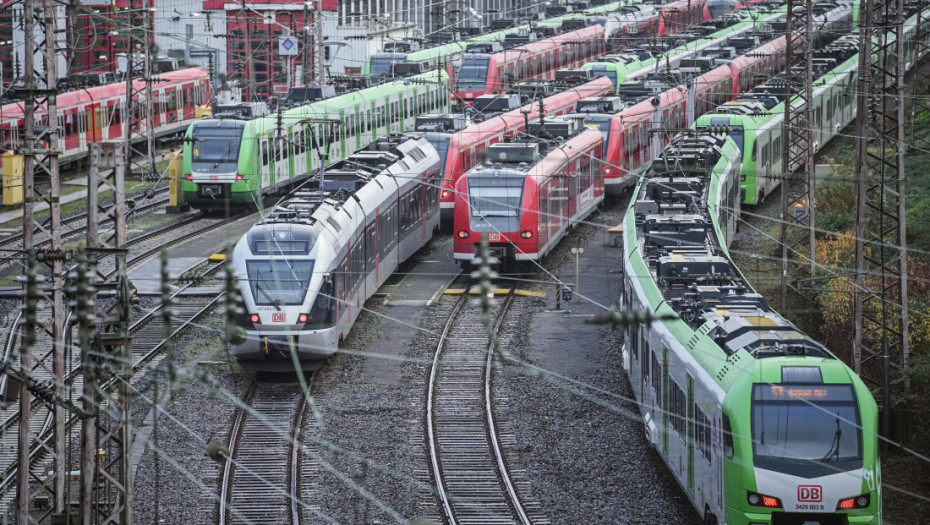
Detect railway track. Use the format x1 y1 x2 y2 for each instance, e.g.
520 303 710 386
427 287 548 525
0 188 170 271
219 378 313 525
0 256 226 517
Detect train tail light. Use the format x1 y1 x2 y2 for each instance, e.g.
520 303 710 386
837 494 870 510
298 313 309 323
520 230 534 239
236 173 244 182
457 230 470 239
186 174 193 181
249 313 260 324
441 190 451 199
747 492 781 509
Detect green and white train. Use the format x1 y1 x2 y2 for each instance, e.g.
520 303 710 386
622 130 880 524
181 71 450 208
694 1 930 205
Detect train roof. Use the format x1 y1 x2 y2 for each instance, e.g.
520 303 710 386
630 131 833 362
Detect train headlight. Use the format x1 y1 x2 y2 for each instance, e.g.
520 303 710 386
298 313 309 323
837 494 870 510
604 166 612 175
747 491 781 509
520 230 534 239
441 190 451 199
457 230 470 239
249 313 260 324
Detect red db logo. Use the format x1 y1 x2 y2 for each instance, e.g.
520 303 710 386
798 486 822 502
489 233 502 242
272 312 285 323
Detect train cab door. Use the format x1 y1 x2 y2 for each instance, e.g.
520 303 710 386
274 134 286 185
259 137 271 189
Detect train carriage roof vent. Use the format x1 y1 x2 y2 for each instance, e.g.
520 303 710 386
781 366 823 384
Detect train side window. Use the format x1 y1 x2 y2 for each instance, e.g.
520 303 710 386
722 413 734 459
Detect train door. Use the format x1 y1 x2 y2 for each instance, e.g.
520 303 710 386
85 103 102 143
149 91 161 129
165 87 178 125
63 109 79 152
183 84 196 120
685 374 695 495
107 100 121 139
274 133 286 185
259 136 271 190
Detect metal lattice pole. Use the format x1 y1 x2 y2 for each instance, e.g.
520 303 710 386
853 0 909 437
84 142 133 524
779 0 816 315
17 0 65 520
124 0 155 180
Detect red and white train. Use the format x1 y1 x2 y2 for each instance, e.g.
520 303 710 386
453 117 604 267
451 0 711 107
431 75 614 221
590 35 788 193
452 25 607 106
0 67 211 166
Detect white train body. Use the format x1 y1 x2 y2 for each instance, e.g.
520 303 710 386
231 135 441 370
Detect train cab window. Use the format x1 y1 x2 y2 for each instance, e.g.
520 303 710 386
245 259 314 306
750 383 862 476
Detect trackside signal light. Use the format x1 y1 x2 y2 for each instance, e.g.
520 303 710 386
298 313 309 323
441 190 451 199
249 313 260 323
520 230 533 239
457 230 470 239
747 492 781 509
837 494 870 510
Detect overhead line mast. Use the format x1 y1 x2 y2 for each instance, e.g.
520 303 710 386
17 0 67 520
779 0 816 314
853 0 910 440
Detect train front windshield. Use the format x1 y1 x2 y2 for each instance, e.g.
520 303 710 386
246 260 315 306
589 66 618 89
370 54 407 75
457 56 491 92
425 135 451 173
467 171 524 232
583 116 613 143
751 384 862 477
191 123 244 173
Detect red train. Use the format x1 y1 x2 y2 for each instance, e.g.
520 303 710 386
452 25 607 106
0 67 211 166
592 35 787 193
453 117 604 267
657 0 713 36
435 76 614 221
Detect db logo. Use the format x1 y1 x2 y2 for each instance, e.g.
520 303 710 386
489 233 502 242
272 313 285 323
798 486 822 502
